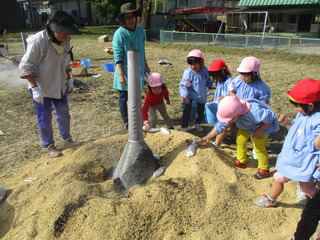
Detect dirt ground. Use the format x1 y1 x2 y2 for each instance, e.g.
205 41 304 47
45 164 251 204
1 37 320 240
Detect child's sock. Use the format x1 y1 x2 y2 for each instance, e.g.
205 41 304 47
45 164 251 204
266 194 276 203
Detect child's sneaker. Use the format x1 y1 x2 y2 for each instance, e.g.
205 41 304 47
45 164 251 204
296 184 308 205
254 194 277 208
313 232 320 240
194 124 204 132
253 169 270 179
234 159 247 169
180 128 188 132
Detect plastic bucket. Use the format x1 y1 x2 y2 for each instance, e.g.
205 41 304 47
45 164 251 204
181 101 198 120
103 62 116 72
205 103 218 124
80 59 91 68
205 93 218 124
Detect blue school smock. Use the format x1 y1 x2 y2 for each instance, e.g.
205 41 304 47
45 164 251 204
275 112 320 182
228 75 270 102
179 66 213 104
215 99 279 135
213 76 233 103
112 26 146 90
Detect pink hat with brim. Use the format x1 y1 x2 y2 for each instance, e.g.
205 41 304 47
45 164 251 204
217 96 251 122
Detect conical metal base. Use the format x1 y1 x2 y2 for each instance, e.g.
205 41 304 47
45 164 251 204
112 140 160 189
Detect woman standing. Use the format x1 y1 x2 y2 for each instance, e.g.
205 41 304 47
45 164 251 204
19 10 81 158
112 2 150 129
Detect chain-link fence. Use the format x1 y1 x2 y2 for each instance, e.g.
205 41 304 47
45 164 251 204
159 30 320 55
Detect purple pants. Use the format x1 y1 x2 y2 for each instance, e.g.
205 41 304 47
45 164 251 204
30 90 71 148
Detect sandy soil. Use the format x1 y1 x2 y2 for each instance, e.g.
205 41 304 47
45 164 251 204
0 129 310 240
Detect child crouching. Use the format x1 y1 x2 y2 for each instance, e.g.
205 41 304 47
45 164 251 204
142 73 174 131
199 96 279 179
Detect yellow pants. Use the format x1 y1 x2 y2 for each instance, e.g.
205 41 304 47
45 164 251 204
236 128 269 170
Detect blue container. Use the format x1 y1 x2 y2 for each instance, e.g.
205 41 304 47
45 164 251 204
103 62 116 72
205 103 218 124
205 93 218 124
80 59 91 68
181 101 198 120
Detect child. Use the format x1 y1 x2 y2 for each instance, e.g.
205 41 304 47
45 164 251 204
229 56 271 159
228 56 270 104
291 164 320 240
142 73 174 131
179 49 213 132
208 60 233 147
199 96 279 179
255 79 320 209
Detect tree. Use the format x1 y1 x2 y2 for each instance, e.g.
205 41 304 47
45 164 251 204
137 0 167 29
87 0 167 27
87 0 127 23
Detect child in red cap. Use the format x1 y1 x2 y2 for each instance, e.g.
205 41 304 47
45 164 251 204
208 60 233 147
142 73 174 131
255 79 320 215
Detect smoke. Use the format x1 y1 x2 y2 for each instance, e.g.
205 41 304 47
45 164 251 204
0 60 26 88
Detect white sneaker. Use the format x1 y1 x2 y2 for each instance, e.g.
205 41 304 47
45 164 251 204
180 128 188 132
194 124 204 132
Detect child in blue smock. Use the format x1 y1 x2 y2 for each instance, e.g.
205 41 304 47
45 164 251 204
228 56 270 104
199 96 279 179
255 79 320 211
229 56 270 161
180 49 213 132
208 60 233 147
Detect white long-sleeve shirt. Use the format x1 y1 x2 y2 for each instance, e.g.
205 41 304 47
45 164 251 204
19 30 72 99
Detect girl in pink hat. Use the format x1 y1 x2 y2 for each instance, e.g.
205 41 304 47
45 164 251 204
255 79 320 221
179 49 213 132
199 96 279 179
208 60 233 148
228 56 270 104
142 73 174 131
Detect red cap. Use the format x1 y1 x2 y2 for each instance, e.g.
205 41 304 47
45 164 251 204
208 60 228 72
286 79 320 104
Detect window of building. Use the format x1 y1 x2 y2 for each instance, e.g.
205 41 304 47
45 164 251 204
269 14 283 23
288 14 298 23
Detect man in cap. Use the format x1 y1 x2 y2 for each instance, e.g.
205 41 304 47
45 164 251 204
112 2 150 130
19 10 81 158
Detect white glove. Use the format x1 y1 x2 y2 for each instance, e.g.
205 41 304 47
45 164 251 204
31 86 44 105
66 78 74 93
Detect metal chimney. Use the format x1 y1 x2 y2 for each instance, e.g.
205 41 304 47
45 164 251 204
112 50 160 189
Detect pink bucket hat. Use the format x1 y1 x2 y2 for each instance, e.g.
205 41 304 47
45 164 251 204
237 56 260 73
147 73 164 87
217 96 251 122
187 49 203 58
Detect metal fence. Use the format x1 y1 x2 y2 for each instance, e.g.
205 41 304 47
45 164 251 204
159 30 320 55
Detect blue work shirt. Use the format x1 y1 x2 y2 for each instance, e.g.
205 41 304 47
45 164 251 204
228 75 270 102
112 26 146 90
179 66 213 104
213 76 233 104
215 99 279 135
276 112 320 182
